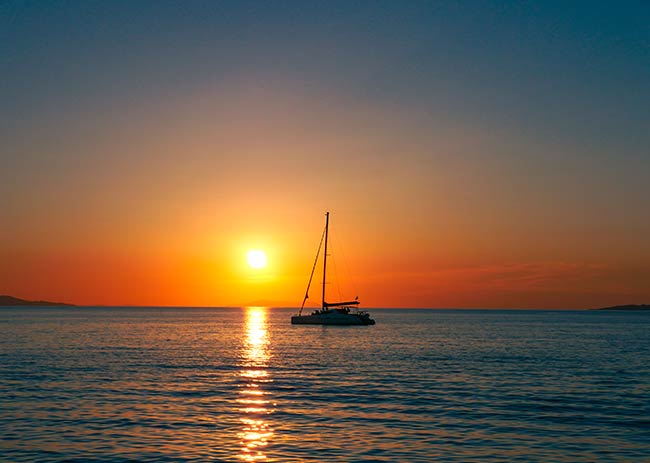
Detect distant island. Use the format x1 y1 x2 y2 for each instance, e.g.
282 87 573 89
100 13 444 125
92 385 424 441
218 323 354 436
0 295 74 307
594 304 650 311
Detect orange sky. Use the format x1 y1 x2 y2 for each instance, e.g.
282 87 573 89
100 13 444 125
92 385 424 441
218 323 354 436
2 4 649 308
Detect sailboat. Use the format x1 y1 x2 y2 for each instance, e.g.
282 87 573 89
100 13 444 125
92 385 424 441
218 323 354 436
291 212 375 325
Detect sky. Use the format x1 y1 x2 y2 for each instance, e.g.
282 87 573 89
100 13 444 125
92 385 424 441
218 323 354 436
1 1 649 308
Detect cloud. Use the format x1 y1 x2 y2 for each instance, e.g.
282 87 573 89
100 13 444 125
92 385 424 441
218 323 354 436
364 261 650 308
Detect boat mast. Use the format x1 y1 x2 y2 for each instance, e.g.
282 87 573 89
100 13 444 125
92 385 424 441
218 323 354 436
322 211 329 310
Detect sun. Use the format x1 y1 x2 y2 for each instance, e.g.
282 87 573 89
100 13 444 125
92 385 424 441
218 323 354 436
246 250 267 269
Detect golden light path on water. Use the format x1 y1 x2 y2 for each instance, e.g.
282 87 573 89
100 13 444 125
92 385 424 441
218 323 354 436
238 307 274 461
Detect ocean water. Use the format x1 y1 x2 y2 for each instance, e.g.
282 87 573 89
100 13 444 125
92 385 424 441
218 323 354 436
0 308 648 462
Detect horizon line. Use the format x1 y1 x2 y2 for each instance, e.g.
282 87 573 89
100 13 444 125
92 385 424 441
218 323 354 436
1 304 603 310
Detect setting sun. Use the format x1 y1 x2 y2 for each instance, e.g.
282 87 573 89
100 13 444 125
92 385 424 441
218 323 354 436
246 250 267 269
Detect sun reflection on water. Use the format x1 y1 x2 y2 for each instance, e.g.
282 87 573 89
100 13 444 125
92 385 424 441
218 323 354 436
238 307 274 461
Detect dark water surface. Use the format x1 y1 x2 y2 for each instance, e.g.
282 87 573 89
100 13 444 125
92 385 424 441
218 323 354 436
1 308 648 462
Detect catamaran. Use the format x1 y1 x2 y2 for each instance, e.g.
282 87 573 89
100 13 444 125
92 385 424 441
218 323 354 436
291 212 375 325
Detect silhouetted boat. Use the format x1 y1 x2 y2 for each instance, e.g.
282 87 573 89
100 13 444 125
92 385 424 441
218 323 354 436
291 212 375 326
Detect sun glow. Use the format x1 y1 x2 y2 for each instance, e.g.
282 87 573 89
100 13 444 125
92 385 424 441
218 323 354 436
246 250 267 269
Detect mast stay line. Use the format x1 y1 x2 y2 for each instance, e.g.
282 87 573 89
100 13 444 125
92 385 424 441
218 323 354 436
299 225 326 315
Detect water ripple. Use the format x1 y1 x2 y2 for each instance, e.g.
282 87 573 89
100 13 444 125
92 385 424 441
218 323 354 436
1 308 649 461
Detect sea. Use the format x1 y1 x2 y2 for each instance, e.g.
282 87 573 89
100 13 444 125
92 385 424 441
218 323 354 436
1 307 648 462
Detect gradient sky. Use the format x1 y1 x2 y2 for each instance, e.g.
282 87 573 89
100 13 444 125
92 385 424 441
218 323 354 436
1 1 649 308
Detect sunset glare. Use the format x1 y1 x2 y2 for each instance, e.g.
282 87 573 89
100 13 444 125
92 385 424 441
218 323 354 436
247 250 268 270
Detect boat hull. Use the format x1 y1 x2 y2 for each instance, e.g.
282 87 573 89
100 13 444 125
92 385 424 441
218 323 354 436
291 313 375 325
